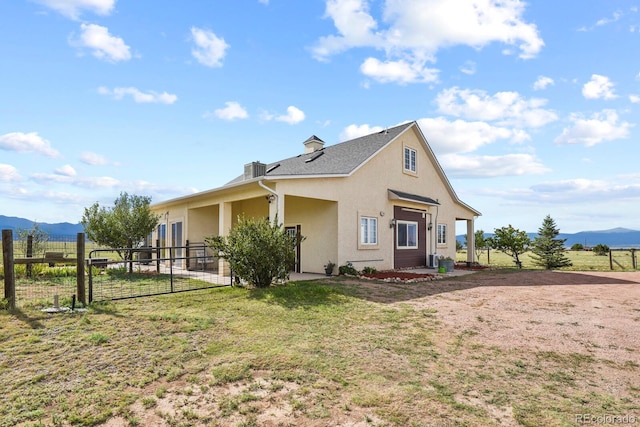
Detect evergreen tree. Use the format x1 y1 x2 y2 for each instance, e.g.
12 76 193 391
530 215 572 270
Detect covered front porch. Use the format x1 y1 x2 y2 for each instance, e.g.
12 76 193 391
181 192 338 275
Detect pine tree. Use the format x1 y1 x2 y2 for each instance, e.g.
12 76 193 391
530 215 572 270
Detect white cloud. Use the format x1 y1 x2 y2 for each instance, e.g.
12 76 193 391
629 94 640 103
360 57 439 84
33 0 115 20
275 106 305 124
417 117 527 154
98 86 177 104
582 74 617 99
0 164 21 182
533 75 554 90
340 124 385 141
435 87 558 128
596 10 623 27
0 132 60 158
55 164 77 177
30 172 120 188
555 109 632 146
312 0 544 83
529 178 640 202
459 61 476 76
80 151 108 165
208 101 249 121
70 23 131 62
191 27 229 68
440 153 550 178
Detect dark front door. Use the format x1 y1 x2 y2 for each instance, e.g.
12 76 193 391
393 206 427 269
285 225 301 273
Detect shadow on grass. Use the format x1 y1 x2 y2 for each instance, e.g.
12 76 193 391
327 269 640 304
248 281 352 309
5 308 47 329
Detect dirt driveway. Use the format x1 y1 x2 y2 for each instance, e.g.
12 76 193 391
359 269 640 360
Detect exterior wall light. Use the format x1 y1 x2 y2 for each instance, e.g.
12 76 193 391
390 218 396 228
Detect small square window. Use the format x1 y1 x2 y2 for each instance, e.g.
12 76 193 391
404 147 417 173
397 221 418 249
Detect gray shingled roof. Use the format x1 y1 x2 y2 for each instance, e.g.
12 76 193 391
227 122 414 185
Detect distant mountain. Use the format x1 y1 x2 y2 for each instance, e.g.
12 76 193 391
458 227 640 249
0 215 84 237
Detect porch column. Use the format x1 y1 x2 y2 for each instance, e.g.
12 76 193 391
270 194 285 225
466 218 475 265
219 202 232 275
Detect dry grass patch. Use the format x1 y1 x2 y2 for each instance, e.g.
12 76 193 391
1 270 639 426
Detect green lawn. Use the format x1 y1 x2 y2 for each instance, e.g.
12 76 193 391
1 272 638 426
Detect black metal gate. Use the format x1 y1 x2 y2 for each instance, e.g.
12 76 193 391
87 245 231 302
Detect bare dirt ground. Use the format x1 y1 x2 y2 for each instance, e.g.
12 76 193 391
105 270 640 426
358 269 640 363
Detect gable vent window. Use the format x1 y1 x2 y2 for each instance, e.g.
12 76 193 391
404 147 417 173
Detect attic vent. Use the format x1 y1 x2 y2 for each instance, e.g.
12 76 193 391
266 163 280 173
244 161 266 180
303 135 325 154
305 151 324 163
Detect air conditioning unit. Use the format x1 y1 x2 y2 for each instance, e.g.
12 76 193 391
244 162 266 180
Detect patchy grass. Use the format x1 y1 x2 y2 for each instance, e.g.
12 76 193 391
0 272 638 426
458 249 637 271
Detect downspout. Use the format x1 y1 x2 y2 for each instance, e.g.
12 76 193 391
258 180 280 220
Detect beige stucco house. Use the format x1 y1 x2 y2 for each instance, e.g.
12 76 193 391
150 121 480 275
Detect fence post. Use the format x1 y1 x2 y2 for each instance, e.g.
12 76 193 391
76 233 86 305
26 235 33 278
155 239 160 274
2 229 16 310
609 250 613 270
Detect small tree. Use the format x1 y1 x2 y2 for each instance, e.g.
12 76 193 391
465 229 489 262
592 243 610 256
571 243 584 251
206 216 301 288
530 215 572 270
81 192 160 272
15 222 49 257
490 225 531 268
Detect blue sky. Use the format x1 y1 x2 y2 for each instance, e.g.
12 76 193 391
1 0 639 234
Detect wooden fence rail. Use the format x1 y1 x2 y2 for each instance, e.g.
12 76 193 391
2 230 86 310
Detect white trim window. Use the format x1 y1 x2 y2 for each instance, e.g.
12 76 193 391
360 216 378 245
397 220 418 249
437 223 447 245
404 147 417 173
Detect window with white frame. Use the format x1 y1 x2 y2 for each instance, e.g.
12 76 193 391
404 147 417 173
397 221 418 249
437 223 447 245
360 216 378 245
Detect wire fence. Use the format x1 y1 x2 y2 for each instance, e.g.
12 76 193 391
2 230 231 309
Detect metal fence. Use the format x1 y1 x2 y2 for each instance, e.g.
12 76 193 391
2 230 231 309
87 244 231 302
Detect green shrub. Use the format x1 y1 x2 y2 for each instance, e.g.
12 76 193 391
339 262 358 276
362 266 377 274
592 243 609 256
206 216 301 288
